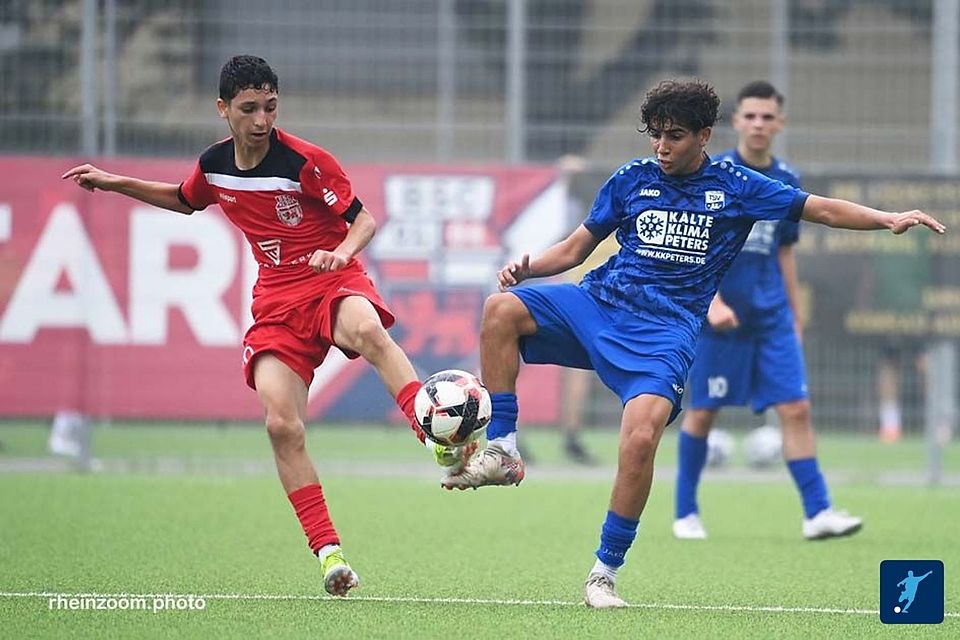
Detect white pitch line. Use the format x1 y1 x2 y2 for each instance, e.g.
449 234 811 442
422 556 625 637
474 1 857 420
2 591 958 617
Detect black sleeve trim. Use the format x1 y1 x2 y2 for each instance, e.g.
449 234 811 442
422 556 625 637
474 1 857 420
177 183 198 211
342 197 363 223
788 191 809 222
583 220 613 239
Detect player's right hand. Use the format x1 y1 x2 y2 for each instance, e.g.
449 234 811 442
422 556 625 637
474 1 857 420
497 254 531 291
61 164 118 192
707 296 739 331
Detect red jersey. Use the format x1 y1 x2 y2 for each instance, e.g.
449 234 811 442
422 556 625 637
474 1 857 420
178 127 365 292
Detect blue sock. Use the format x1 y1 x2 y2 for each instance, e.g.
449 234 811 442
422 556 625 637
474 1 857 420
486 392 518 440
595 510 639 568
787 457 831 519
675 430 708 519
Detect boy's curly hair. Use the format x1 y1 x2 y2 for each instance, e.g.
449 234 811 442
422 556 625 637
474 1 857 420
639 80 720 133
219 55 279 102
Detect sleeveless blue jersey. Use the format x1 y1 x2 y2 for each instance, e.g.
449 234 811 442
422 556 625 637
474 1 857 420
580 156 807 341
714 150 801 322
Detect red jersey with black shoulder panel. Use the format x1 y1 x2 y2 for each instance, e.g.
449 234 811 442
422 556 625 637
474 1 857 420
178 127 364 290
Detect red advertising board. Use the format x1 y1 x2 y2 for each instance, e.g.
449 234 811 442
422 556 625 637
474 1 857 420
0 158 565 423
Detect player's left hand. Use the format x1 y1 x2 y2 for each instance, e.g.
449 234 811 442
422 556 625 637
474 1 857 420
889 210 946 235
309 249 349 273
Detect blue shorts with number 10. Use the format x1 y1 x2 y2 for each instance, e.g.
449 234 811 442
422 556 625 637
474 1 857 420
512 283 693 425
688 303 808 412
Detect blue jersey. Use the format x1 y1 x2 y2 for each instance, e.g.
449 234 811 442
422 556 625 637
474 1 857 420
580 156 808 340
714 150 801 321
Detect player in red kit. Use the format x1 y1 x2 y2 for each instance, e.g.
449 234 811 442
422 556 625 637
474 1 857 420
62 55 475 597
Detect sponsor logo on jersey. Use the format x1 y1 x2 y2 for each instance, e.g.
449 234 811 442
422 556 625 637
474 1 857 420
638 188 661 197
219 193 237 203
257 239 282 266
635 209 714 265
705 190 725 211
322 188 338 207
637 210 668 245
275 195 303 227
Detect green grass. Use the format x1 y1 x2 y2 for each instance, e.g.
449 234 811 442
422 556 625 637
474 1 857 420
2 420 958 473
1 423 958 638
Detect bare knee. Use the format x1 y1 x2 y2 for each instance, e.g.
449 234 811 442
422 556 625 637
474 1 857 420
265 413 306 451
349 317 392 359
481 293 534 341
778 400 811 429
620 422 658 467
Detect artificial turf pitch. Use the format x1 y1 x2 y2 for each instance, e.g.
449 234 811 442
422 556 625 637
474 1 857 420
1 424 957 638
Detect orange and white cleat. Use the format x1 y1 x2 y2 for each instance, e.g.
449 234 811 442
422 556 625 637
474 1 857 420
440 443 525 490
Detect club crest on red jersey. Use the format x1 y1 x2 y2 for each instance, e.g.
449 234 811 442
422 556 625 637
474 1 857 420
275 194 303 227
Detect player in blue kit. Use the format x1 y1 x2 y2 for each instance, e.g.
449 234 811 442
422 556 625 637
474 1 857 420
441 79 945 608
673 81 862 542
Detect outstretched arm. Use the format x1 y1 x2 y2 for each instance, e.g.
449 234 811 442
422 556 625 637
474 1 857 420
62 164 193 215
497 224 602 291
801 195 945 235
308 207 376 273
919 571 933 581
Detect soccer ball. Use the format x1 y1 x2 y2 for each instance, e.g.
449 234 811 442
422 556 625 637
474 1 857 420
414 370 492 446
742 425 783 469
706 428 735 468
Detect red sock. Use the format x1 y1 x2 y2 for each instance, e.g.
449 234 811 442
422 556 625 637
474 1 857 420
287 483 339 554
396 380 426 443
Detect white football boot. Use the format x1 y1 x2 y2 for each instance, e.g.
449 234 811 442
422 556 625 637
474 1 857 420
672 513 708 540
583 573 627 609
802 507 863 540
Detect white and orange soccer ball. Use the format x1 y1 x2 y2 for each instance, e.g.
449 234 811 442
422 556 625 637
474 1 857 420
414 370 491 446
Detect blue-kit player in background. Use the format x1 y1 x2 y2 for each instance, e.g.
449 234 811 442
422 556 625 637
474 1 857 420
441 79 946 608
674 80 863 542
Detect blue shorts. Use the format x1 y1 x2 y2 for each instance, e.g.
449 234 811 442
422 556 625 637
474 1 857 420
512 283 694 425
688 305 808 412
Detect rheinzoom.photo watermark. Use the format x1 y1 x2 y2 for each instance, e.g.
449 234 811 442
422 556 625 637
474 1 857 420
48 595 206 614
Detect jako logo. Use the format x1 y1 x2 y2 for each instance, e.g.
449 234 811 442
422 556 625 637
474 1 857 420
638 188 661 197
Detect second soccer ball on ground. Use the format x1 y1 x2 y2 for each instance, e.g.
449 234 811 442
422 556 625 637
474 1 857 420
742 425 783 469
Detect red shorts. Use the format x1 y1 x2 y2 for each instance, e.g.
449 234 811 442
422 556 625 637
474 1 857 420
241 264 395 390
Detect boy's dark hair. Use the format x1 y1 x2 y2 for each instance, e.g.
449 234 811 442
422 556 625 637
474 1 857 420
737 80 784 107
219 55 279 102
639 80 720 133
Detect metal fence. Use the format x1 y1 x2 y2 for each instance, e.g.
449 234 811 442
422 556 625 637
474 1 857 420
0 0 956 169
